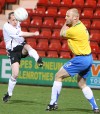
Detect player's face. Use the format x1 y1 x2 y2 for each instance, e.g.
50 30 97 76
65 11 74 26
8 14 18 27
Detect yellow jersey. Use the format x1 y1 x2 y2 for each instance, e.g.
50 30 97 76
62 21 91 55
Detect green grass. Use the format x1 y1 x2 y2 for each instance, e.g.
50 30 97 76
0 84 100 114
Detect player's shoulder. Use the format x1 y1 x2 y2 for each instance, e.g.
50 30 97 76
3 22 11 29
79 21 86 28
3 22 7 27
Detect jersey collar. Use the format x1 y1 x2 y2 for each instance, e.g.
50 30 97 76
73 21 81 27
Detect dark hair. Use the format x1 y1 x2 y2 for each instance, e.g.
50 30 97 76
8 12 14 19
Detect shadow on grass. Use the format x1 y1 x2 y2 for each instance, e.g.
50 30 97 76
9 99 45 105
58 108 92 113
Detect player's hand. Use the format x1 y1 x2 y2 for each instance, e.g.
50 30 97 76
34 31 39 36
37 57 43 67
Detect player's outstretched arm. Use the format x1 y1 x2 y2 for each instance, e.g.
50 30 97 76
21 31 39 37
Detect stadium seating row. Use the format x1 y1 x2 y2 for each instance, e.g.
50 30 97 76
0 48 100 60
0 38 100 53
37 0 100 9
0 0 17 13
31 6 100 19
20 17 100 30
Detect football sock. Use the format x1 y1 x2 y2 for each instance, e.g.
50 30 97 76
82 86 98 110
28 49 39 62
8 77 16 96
50 81 62 105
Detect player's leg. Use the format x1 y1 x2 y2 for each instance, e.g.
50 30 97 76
3 62 19 102
22 44 39 61
77 75 99 113
46 67 70 111
22 44 43 67
46 57 79 111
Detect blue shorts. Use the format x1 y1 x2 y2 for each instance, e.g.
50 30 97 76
63 54 93 78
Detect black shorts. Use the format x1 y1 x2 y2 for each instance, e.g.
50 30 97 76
8 44 28 64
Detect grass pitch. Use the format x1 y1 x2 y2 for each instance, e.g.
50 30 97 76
0 83 100 114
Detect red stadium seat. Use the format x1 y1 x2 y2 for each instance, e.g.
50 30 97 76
61 39 67 43
37 50 46 57
91 19 100 29
60 0 72 7
34 6 46 16
97 0 100 8
49 41 61 51
0 29 3 41
40 28 52 39
0 49 6 55
20 18 30 27
92 53 98 60
57 7 68 17
0 0 5 8
0 41 6 49
47 51 58 58
55 18 65 29
21 27 28 32
0 37 3 42
97 54 100 60
43 17 55 28
84 0 97 8
49 0 60 6
27 39 37 49
90 42 99 53
45 7 57 17
52 29 61 39
6 0 17 3
26 8 33 17
93 8 100 19
50 39 61 43
30 17 42 28
37 0 49 6
0 29 3 38
60 51 71 59
90 30 100 42
81 8 93 19
61 41 70 51
36 39 49 51
0 4 2 13
29 28 39 32
72 0 84 8
77 8 82 15
81 19 91 29
26 37 36 42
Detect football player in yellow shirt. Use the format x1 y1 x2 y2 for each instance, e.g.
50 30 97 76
46 8 99 113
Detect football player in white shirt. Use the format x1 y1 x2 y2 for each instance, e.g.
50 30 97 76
2 12 43 102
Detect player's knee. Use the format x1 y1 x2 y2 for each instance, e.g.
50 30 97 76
10 76 17 81
12 73 18 79
24 44 32 51
78 82 87 89
55 72 63 81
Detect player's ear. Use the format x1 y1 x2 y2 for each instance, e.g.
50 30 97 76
73 16 79 21
73 16 77 20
